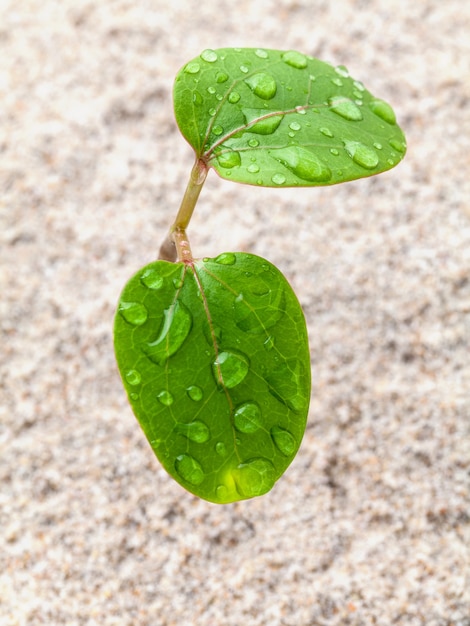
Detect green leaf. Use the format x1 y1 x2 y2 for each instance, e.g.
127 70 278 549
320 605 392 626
174 48 406 187
114 253 311 503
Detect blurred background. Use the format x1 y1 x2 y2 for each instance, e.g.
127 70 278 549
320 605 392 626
1 1 469 624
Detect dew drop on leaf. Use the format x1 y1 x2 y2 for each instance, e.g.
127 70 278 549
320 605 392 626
245 112 284 135
369 98 397 125
228 91 241 104
200 49 218 63
255 48 269 59
271 173 286 185
175 420 210 443
175 454 205 485
232 458 276 497
281 50 308 69
157 390 174 406
328 96 363 121
144 300 192 365
184 61 200 74
233 402 262 434
270 146 332 183
271 425 297 456
125 369 141 386
216 71 228 83
140 268 164 290
214 252 236 265
215 442 227 457
265 359 307 413
320 127 334 138
343 140 379 169
217 148 241 169
213 350 250 389
389 138 406 153
186 385 203 401
244 72 277 100
118 301 148 326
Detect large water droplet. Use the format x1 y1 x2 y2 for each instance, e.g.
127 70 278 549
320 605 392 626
118 301 148 326
157 390 174 406
141 268 164 290
200 49 218 63
144 300 192 365
212 124 224 136
186 385 203 401
184 62 200 74
244 110 284 135
228 91 241 104
217 148 241 169
265 359 307 413
216 71 228 83
328 96 363 121
232 458 276 498
343 140 379 169
234 402 262 434
214 252 236 265
175 454 204 485
282 50 308 69
271 426 297 456
175 420 210 443
244 73 277 100
125 369 141 386
369 99 396 125
213 350 249 388
269 146 332 183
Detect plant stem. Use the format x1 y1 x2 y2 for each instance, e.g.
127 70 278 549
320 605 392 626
158 158 208 262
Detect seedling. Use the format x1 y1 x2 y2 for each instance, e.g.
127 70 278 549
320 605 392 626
114 48 406 503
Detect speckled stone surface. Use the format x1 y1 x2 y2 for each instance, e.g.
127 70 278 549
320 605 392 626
1 1 469 624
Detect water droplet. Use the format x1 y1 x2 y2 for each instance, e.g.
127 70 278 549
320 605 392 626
233 281 284 332
129 392 138 400
331 77 343 87
244 73 277 100
255 48 269 59
213 350 250 389
272 173 286 185
373 142 383 150
265 358 307 413
125 369 141 386
228 91 241 104
245 111 284 135
201 49 218 63
207 86 216 95
328 96 363 121
216 71 228 83
175 420 210 443
271 426 297 456
353 80 365 92
239 64 250 73
330 148 340 156
248 138 259 147
144 300 192 365
320 127 334 138
335 65 350 78
208 107 217 116
186 385 203 401
232 458 276 498
173 278 183 289
389 138 406 153
175 454 204 485
270 146 332 182
247 163 259 173
234 402 262 434
289 121 301 131
216 484 228 500
213 125 224 136
141 268 164 290
343 140 379 169
184 62 200 74
118 301 148 326
282 50 308 69
157 390 174 406
214 252 236 265
215 441 227 457
264 336 275 351
192 91 202 105
217 148 241 169
369 99 396 125
296 106 306 114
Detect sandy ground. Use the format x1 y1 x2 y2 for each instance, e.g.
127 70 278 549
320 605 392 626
1 1 469 624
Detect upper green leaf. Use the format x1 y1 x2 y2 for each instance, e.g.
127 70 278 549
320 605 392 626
174 48 406 187
114 253 311 503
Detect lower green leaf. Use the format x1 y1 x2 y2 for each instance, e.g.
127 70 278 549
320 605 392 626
114 253 311 503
